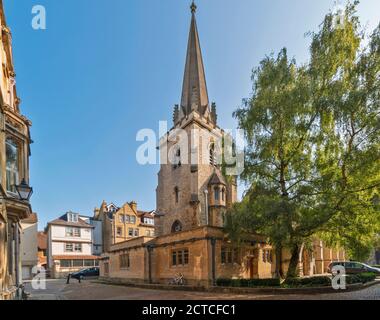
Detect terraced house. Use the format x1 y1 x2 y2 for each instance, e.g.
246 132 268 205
46 212 99 278
0 0 34 300
93 200 155 253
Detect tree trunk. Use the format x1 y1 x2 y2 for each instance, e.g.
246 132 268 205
286 243 301 279
275 245 284 279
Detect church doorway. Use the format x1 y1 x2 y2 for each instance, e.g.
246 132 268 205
248 249 259 278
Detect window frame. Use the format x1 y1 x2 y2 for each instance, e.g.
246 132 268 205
65 243 73 252
214 187 220 201
65 227 73 237
171 248 189 267
60 260 72 268
74 243 82 253
5 136 20 194
119 253 130 269
221 246 238 265
73 227 81 237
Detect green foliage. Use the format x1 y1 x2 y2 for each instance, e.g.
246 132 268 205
228 1 380 277
216 278 281 288
346 272 377 284
216 273 376 288
283 276 332 287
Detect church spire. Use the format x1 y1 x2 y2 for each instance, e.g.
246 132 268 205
179 1 210 121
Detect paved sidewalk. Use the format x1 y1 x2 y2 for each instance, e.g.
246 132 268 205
24 279 68 300
23 278 380 300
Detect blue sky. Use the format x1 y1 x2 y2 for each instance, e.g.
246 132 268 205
4 0 380 229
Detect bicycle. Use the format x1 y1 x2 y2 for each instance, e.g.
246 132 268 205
168 273 186 285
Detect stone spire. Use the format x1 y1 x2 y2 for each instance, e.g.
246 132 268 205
179 1 210 121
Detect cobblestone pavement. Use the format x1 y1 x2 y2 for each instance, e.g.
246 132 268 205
25 279 380 300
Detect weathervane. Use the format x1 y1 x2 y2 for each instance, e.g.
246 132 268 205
190 1 197 14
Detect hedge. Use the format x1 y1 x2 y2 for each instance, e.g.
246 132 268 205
346 272 377 284
283 276 332 287
216 272 376 289
216 278 281 287
284 273 377 287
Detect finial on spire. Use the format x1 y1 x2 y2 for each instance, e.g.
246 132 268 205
190 1 197 14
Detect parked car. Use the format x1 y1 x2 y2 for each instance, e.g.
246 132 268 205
328 261 380 275
70 267 99 280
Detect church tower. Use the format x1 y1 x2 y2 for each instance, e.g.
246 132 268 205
156 2 237 237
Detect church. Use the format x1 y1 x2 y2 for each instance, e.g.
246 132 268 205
99 2 345 286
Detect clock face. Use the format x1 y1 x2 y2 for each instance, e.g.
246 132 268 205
175 224 182 232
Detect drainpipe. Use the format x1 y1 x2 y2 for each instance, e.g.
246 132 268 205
14 223 21 299
211 238 216 287
204 190 209 225
147 245 153 284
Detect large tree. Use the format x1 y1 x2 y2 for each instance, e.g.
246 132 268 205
228 2 380 278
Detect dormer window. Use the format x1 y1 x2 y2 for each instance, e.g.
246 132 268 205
68 213 78 223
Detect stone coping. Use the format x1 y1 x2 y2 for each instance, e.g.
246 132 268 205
96 277 380 296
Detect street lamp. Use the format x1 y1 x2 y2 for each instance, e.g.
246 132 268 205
15 179 33 201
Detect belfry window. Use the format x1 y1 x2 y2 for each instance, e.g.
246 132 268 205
173 147 181 169
6 137 19 193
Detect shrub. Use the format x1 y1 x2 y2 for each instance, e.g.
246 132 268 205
216 278 281 287
283 276 332 288
356 272 377 283
340 272 376 285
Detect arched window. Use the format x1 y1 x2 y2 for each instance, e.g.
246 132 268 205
214 187 220 201
174 187 179 204
6 137 19 193
209 143 215 166
171 220 183 233
221 188 225 201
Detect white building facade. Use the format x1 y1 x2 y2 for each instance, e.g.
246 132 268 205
80 215 103 255
20 213 38 280
47 212 99 278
